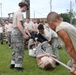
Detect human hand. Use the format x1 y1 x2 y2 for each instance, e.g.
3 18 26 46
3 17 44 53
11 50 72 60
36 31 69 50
48 41 51 44
71 66 76 75
24 34 29 40
45 53 50 56
50 54 57 58
35 42 39 46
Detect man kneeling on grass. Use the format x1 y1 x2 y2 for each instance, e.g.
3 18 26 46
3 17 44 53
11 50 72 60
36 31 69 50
35 41 56 70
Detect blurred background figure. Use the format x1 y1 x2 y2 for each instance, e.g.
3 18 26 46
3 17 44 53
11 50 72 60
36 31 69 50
5 20 13 48
0 23 4 44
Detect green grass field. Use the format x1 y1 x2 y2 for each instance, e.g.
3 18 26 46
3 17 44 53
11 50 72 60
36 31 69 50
0 42 71 75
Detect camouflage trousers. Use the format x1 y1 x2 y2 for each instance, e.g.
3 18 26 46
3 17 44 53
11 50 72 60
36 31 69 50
0 33 3 43
28 39 34 49
7 32 11 45
51 37 60 60
11 28 24 67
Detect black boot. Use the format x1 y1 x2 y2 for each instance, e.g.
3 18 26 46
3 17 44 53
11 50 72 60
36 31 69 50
6 41 8 44
10 64 15 69
15 67 24 71
56 62 60 66
1 42 3 44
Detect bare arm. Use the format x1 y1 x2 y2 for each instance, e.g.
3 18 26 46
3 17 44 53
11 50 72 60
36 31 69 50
17 21 26 36
36 53 56 64
36 53 56 59
24 29 31 37
17 21 29 39
57 29 76 63
36 54 49 64
36 54 49 59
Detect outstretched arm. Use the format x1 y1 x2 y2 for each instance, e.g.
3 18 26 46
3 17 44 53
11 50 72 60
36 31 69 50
57 29 76 63
36 53 56 64
37 54 49 59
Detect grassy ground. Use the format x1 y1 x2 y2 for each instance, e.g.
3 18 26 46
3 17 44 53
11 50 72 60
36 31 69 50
0 42 71 75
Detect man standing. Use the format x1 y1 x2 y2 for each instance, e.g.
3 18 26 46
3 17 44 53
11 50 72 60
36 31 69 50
24 18 34 33
47 12 76 75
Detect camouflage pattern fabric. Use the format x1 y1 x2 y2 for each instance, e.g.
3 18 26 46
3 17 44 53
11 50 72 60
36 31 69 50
51 37 60 60
0 33 3 41
35 41 53 56
7 32 11 45
11 28 24 67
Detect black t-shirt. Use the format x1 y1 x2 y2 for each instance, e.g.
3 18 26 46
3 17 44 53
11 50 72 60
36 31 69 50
37 33 47 43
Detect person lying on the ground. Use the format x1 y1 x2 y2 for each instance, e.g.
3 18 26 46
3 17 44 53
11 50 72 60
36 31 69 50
37 24 60 62
35 41 57 70
36 53 56 70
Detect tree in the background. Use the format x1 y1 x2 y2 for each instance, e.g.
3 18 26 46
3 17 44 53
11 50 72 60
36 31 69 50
72 18 76 25
60 13 70 23
60 12 76 25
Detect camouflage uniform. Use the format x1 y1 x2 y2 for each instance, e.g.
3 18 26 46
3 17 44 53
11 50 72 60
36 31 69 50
35 41 53 56
51 37 60 60
7 32 11 46
11 28 24 67
0 33 3 44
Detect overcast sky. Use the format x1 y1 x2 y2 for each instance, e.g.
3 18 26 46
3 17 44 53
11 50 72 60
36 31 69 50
0 0 76 18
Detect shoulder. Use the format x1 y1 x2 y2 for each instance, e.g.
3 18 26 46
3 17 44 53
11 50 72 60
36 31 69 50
44 29 49 32
14 10 23 17
56 22 66 32
17 12 23 17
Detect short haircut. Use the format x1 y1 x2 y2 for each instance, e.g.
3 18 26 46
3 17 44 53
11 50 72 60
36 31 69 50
44 63 54 70
5 20 9 22
38 24 44 30
47 12 61 22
